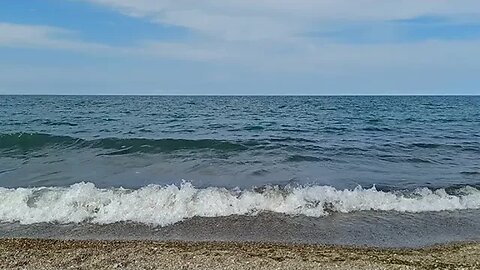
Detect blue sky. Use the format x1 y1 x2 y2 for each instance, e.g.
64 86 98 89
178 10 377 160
1 0 480 95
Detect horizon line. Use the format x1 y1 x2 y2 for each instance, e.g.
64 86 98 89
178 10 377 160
1 94 479 97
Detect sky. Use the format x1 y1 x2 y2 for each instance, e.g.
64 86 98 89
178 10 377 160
1 0 480 95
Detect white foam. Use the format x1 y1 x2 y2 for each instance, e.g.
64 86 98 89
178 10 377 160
0 182 479 226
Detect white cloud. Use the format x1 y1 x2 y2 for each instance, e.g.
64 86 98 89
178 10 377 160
74 0 480 71
134 40 228 61
0 23 110 51
0 22 233 64
2 1 480 94
83 0 480 41
2 21 480 75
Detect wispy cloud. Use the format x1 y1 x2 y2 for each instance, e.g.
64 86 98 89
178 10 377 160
73 0 480 70
2 20 480 73
0 23 110 52
82 0 480 42
1 1 480 94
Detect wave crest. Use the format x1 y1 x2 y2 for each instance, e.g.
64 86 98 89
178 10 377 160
0 133 247 154
1 182 479 226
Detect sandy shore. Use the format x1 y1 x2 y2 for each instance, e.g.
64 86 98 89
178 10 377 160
0 239 479 269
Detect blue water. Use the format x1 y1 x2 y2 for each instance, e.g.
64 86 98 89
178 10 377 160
1 95 480 246
1 95 479 189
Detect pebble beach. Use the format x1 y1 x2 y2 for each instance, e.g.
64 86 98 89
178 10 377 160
1 238 479 269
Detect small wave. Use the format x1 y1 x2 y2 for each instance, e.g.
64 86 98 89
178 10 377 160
92 137 247 154
323 126 349 133
362 127 392 132
410 143 441 149
0 133 80 150
44 120 78 127
31 119 78 127
269 137 317 143
243 125 264 131
405 158 436 164
461 171 480 176
0 182 479 226
0 133 247 154
286 155 330 162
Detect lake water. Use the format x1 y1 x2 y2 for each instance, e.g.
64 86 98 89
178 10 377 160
1 95 479 247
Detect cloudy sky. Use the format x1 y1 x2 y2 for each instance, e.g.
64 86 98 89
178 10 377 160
1 0 480 95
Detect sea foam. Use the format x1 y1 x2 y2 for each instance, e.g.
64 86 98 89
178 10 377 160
1 182 479 226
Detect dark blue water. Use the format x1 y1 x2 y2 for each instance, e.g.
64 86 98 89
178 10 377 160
1 95 479 189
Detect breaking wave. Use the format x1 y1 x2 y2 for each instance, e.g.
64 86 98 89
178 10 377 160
1 182 479 226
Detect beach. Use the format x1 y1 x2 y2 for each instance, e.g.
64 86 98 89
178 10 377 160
1 96 480 269
3 0 480 266
1 238 479 269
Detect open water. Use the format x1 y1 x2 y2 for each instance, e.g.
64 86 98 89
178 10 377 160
1 95 479 247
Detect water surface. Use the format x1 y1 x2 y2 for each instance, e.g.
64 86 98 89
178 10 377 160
1 95 479 247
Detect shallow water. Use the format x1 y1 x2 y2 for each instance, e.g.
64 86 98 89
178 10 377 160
2 210 480 248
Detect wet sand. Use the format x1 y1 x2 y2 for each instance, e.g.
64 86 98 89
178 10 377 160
1 238 479 269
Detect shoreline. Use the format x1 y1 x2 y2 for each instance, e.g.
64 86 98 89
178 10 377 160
1 238 479 269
